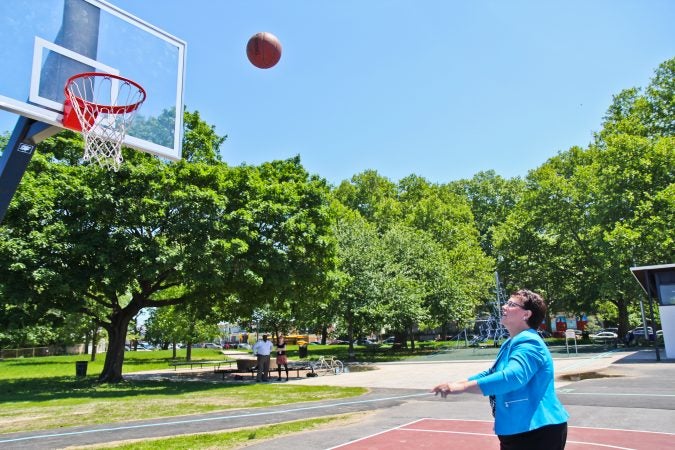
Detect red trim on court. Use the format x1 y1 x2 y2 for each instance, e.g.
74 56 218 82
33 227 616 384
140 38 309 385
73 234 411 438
331 419 675 450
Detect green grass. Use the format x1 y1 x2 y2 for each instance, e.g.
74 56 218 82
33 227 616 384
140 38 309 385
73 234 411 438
0 352 367 435
0 348 240 379
93 415 358 449
0 378 365 434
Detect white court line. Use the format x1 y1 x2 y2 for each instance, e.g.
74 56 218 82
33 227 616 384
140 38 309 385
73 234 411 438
559 391 675 398
569 425 675 436
326 418 427 450
0 392 430 444
400 428 493 437
565 441 634 450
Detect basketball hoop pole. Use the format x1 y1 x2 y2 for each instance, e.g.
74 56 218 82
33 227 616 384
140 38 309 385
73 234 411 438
0 117 61 224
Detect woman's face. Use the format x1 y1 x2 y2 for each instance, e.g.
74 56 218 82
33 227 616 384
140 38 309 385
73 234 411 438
501 296 529 330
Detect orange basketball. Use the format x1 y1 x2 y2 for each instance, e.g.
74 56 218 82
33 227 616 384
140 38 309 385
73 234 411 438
246 32 282 69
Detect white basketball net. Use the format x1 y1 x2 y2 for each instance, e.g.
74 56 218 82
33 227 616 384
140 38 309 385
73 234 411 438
65 74 145 171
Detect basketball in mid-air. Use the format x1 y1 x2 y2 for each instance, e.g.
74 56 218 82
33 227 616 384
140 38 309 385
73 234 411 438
246 32 282 69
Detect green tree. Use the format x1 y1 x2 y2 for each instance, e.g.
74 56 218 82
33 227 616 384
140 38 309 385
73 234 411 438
495 59 674 334
333 169 401 230
0 112 335 382
448 170 525 257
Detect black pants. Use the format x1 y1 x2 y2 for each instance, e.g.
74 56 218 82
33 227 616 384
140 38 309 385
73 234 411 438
498 422 567 450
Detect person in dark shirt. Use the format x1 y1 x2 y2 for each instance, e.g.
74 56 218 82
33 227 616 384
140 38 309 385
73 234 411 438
276 334 289 381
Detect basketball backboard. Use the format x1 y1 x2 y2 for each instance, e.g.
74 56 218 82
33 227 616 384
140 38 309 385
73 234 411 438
0 0 186 160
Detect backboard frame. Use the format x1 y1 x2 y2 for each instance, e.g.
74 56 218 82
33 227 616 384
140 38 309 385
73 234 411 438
0 0 187 161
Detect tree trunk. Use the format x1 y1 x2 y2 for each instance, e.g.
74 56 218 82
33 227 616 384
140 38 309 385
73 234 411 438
90 326 98 362
98 309 137 383
321 324 328 345
617 297 630 339
347 321 355 361
84 330 91 355
186 340 193 361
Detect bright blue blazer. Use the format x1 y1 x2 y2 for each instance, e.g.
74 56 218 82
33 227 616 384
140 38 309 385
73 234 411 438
468 328 569 435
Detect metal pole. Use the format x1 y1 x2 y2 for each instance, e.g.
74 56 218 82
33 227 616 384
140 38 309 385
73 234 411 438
644 274 661 361
0 118 60 224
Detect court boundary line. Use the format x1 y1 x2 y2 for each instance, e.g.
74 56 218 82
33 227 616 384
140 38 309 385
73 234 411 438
0 392 429 444
405 418 675 437
325 418 425 450
558 391 675 398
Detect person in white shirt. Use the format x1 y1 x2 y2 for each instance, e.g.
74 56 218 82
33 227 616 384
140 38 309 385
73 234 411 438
252 334 274 381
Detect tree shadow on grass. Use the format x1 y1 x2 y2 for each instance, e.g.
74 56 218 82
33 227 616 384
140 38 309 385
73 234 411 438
0 377 248 403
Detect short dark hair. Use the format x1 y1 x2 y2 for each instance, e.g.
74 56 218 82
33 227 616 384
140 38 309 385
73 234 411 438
512 289 546 329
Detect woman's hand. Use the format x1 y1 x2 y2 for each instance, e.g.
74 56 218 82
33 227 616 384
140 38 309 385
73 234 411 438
431 381 464 398
432 379 481 397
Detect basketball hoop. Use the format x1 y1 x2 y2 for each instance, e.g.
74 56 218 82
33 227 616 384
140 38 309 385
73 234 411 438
63 72 146 171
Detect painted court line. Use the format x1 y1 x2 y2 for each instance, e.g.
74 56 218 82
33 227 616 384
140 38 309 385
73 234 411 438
565 441 635 450
325 418 425 450
559 391 675 397
0 392 430 444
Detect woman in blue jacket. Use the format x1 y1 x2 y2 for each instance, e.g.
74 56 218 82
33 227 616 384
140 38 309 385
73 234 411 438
432 289 568 449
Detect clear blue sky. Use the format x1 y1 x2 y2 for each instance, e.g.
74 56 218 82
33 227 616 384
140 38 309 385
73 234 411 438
4 1 675 186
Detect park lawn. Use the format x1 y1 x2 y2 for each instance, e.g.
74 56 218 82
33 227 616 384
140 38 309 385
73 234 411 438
0 352 366 435
0 348 246 379
0 380 365 434
89 414 363 449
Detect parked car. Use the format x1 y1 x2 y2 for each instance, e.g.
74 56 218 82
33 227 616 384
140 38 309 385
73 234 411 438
382 337 396 344
630 327 655 340
589 331 619 343
354 338 377 346
329 339 350 345
597 328 619 334
201 342 221 349
631 326 653 336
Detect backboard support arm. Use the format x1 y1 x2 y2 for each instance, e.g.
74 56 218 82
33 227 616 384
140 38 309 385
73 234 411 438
0 117 60 224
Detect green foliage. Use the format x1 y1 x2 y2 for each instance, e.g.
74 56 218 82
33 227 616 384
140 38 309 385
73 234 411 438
449 170 525 256
331 171 493 346
495 58 674 333
0 112 336 381
1 58 672 363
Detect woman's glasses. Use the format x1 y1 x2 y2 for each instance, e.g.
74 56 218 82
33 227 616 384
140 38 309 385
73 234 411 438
505 300 525 309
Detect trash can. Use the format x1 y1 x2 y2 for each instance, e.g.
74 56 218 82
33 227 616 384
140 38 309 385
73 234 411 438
298 344 308 358
75 361 88 377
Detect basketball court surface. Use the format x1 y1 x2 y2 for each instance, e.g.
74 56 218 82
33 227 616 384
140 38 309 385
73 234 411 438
329 418 674 449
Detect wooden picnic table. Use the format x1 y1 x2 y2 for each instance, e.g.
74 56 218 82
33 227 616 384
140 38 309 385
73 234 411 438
214 359 316 380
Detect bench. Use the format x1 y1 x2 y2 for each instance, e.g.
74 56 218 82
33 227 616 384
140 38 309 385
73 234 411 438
216 359 316 381
249 360 317 380
168 359 235 371
213 358 257 380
